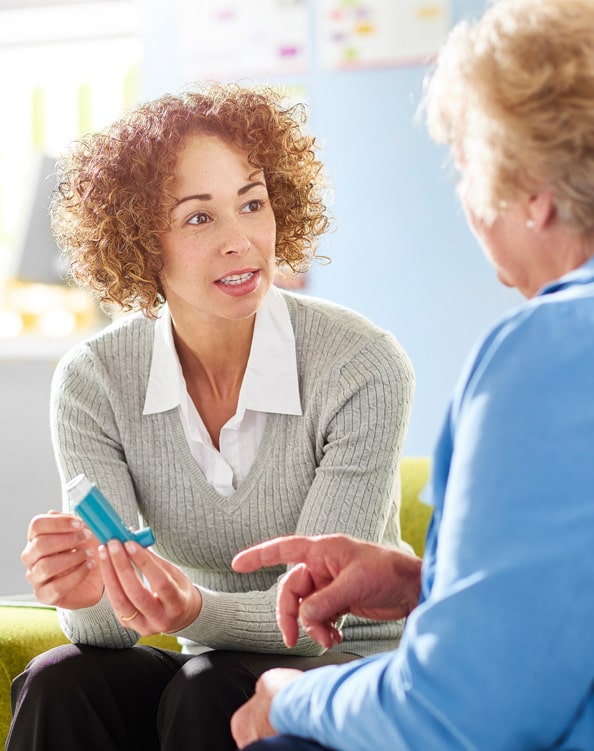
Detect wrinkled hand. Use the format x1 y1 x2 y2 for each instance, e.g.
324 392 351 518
98 540 202 634
22 511 104 609
231 668 302 749
233 534 422 649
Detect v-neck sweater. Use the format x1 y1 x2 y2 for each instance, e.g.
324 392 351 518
51 290 415 657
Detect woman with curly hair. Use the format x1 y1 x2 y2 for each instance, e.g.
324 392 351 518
9 83 414 751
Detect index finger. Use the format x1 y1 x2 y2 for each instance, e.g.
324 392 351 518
232 535 316 573
27 512 84 540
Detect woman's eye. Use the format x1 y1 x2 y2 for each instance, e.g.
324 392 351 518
188 212 210 225
241 199 264 214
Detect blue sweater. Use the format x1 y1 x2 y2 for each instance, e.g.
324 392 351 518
271 258 594 750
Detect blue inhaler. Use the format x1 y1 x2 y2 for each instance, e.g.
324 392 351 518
67 474 155 547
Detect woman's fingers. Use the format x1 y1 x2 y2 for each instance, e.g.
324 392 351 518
24 529 92 567
27 512 84 536
99 540 201 634
98 541 148 628
27 555 97 606
22 512 99 606
27 546 92 585
23 514 91 567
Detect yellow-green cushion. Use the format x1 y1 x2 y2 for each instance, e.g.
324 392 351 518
399 456 432 557
0 456 431 747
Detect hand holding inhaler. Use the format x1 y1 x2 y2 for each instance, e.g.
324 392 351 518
67 475 202 633
67 474 155 547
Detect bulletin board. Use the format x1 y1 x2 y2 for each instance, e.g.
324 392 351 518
178 0 310 81
319 0 451 70
177 0 450 81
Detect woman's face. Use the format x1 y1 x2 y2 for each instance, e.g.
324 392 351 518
159 133 277 325
459 182 540 298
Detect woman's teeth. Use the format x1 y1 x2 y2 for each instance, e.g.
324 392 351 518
219 272 254 286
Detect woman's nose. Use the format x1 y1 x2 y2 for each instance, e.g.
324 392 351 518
224 237 250 255
220 218 250 255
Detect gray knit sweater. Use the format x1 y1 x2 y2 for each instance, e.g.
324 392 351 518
52 291 415 657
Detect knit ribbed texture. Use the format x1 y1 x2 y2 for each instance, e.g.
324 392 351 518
52 291 415 657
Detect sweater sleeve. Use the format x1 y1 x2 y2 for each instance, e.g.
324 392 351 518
51 342 145 648
293 332 414 543
268 305 594 748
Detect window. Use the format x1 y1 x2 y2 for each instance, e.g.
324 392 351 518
0 0 142 274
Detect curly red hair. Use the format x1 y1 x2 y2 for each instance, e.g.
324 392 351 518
52 83 331 316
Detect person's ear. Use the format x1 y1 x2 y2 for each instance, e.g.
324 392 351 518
526 189 555 230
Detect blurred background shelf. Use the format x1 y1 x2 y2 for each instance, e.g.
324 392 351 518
0 334 92 361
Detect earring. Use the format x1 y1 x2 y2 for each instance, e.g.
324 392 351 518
526 219 536 230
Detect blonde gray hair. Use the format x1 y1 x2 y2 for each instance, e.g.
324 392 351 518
423 0 594 231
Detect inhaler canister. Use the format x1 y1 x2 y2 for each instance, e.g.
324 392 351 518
67 474 155 547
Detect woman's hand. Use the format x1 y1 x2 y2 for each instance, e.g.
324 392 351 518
231 668 302 749
98 540 202 635
22 511 104 609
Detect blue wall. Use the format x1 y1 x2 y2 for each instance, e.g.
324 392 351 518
142 0 520 456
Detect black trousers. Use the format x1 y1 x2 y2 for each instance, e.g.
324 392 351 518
7 644 357 751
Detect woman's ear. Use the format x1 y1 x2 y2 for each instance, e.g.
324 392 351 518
526 189 555 230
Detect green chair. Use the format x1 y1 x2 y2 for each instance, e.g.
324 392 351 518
0 456 431 748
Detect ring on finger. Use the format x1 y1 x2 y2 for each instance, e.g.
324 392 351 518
120 610 138 622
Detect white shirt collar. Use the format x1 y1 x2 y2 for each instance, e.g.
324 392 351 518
143 286 302 417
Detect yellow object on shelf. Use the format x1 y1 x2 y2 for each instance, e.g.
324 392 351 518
0 279 100 340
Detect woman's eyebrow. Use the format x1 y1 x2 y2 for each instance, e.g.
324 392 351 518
175 181 266 207
176 192 211 206
238 180 266 196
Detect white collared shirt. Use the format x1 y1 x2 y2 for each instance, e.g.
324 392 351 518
143 286 302 496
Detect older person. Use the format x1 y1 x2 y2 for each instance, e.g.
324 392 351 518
230 1 594 748
8 84 414 751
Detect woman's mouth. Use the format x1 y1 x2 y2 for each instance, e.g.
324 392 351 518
215 269 261 297
218 271 255 286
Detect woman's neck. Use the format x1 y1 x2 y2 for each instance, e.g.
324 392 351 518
168 310 255 447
